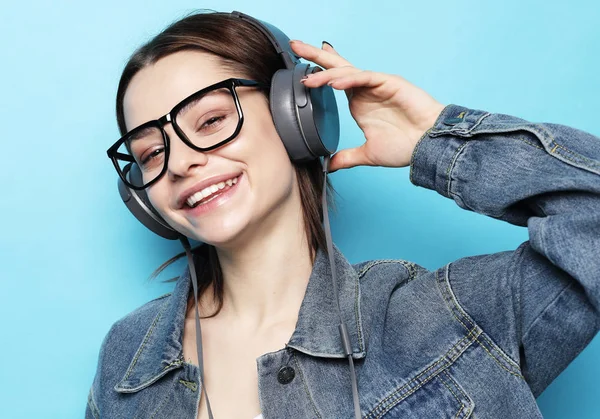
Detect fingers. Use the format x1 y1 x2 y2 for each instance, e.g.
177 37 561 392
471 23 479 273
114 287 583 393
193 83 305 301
289 40 352 69
328 145 374 173
328 70 388 91
321 41 338 55
300 65 361 89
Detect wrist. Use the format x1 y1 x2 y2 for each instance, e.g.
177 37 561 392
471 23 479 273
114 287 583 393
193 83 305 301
409 102 447 158
421 102 446 135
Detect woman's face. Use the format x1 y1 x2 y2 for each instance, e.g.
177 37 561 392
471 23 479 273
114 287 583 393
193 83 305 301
122 51 299 247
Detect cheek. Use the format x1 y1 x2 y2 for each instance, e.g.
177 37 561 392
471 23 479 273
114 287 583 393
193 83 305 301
243 123 295 192
238 100 293 169
145 184 172 222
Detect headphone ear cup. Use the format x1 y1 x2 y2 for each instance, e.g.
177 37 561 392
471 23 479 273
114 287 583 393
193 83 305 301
270 68 314 162
117 164 180 240
297 66 340 156
270 64 340 162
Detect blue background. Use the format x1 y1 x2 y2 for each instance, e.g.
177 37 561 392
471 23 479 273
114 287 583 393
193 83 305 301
1 0 598 417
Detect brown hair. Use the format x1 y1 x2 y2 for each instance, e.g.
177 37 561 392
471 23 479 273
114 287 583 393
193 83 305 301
115 11 334 317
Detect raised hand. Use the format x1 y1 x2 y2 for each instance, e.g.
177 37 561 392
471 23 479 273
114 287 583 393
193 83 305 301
289 40 446 172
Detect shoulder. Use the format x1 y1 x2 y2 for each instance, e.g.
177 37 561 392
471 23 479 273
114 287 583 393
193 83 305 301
94 292 172 381
88 291 174 415
119 291 172 322
102 291 172 349
353 258 428 285
351 257 431 318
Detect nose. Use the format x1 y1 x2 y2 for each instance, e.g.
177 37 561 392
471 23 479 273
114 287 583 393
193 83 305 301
164 124 208 180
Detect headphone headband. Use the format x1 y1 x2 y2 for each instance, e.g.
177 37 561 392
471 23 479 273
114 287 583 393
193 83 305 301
230 11 300 69
116 10 339 240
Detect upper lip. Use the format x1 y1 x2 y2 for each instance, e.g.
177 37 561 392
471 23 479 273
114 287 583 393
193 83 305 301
177 172 242 208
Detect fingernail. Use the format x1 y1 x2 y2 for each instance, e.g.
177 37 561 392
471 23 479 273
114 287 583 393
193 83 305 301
289 39 303 45
322 41 334 49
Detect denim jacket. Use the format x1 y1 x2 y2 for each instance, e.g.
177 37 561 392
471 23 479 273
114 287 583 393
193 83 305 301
86 105 600 418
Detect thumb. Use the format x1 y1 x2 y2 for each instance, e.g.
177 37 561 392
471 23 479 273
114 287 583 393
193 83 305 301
328 146 372 172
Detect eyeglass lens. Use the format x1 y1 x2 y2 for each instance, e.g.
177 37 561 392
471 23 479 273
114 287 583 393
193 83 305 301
115 87 240 187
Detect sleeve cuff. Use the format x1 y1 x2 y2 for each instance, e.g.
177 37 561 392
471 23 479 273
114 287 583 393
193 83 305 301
409 104 472 197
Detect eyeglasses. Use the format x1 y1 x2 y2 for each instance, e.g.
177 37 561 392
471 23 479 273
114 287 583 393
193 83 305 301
107 78 267 190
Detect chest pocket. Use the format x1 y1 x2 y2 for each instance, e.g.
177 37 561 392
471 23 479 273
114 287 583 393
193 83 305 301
365 370 474 419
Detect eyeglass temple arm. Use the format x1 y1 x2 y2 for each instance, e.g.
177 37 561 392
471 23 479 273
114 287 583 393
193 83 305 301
234 79 270 89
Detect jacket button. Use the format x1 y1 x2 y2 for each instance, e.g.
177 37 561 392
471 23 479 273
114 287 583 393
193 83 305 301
277 366 295 384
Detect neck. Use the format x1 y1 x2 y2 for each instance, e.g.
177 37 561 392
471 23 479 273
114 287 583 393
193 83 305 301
204 193 314 329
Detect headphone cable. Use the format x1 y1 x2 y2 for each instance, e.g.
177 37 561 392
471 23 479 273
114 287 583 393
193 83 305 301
179 156 361 419
322 155 362 419
181 236 215 419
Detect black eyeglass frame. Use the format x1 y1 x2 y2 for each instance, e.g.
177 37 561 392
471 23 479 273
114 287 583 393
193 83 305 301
107 78 267 190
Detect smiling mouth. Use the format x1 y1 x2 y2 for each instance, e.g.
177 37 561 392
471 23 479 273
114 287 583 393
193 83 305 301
185 175 240 209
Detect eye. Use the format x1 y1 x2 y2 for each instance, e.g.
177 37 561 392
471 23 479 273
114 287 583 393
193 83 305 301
205 116 223 126
141 147 165 165
198 115 226 132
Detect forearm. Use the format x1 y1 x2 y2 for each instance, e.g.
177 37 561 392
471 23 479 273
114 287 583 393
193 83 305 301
410 104 600 307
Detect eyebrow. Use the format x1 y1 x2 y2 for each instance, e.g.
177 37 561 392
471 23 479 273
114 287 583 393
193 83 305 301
177 89 229 116
128 126 161 141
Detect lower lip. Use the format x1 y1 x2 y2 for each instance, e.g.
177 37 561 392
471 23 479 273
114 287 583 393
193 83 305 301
182 174 243 217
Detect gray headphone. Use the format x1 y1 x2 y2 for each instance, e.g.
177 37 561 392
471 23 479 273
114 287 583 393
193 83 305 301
117 11 340 238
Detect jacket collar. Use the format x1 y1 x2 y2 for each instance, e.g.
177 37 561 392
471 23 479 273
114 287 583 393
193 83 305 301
115 245 365 393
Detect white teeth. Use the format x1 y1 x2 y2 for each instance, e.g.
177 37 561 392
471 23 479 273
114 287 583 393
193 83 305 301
185 175 240 207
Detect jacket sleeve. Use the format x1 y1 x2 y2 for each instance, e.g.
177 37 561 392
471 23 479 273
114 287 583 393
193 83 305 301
86 386 100 419
409 104 600 396
85 323 116 419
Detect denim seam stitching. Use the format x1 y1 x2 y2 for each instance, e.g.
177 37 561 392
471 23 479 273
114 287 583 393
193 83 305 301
538 124 600 170
438 371 465 419
515 137 544 150
366 332 476 419
116 299 171 390
438 267 521 377
514 244 526 349
409 129 429 184
440 267 523 378
357 260 417 281
292 352 323 419
364 329 477 419
123 309 165 381
409 104 453 184
554 142 600 167
87 387 100 419
452 123 599 173
163 357 185 370
446 142 470 197
477 336 523 379
354 274 364 352
429 112 491 136
439 267 524 378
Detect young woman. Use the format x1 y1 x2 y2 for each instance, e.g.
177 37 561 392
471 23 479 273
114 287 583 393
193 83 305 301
87 11 600 419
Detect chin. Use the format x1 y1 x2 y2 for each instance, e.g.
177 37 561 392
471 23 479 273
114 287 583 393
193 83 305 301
184 213 253 249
